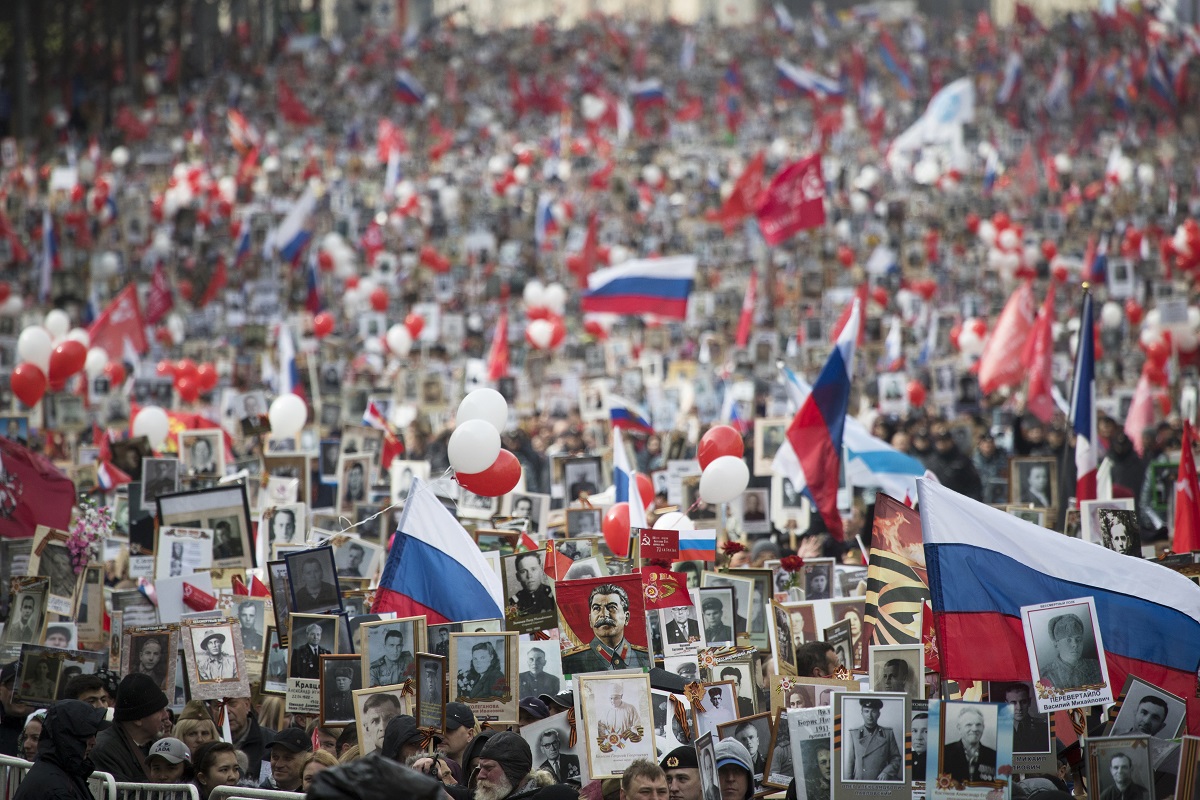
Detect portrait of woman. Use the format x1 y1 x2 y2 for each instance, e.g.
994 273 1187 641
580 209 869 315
456 639 507 700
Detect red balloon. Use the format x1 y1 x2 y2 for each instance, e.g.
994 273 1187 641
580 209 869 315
405 313 425 339
949 322 963 350
870 286 890 309
104 361 126 386
345 276 360 290
1146 339 1171 366
602 502 632 558
698 425 744 471
1040 240 1058 261
584 319 608 340
156 360 176 378
318 251 335 272
456 449 522 497
1124 299 1144 326
965 212 981 234
526 306 551 321
907 380 927 408
196 363 218 391
48 341 86 383
175 375 199 403
912 279 937 301
548 316 566 348
313 312 335 338
992 211 1010 231
837 245 855 267
369 287 389 312
635 472 655 510
0 282 11 303
11 363 47 407
1052 263 1069 283
176 358 198 382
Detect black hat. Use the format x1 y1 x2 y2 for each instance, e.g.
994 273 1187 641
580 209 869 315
661 745 699 771
200 632 226 650
332 665 354 680
45 625 71 642
701 596 723 611
540 690 574 711
0 662 18 685
446 702 475 730
271 727 313 754
381 715 421 759
478 732 532 791
113 673 170 722
859 698 884 710
519 697 549 720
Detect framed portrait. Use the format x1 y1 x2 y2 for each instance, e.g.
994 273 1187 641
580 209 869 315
555 574 651 676
284 547 343 616
716 712 774 795
359 616 424 688
1098 508 1141 557
558 456 603 503
519 637 564 700
416 653 446 731
111 437 153 482
787 705 834 799
29 526 81 616
754 417 789 477
868 644 924 701
986 681 1054 771
1005 506 1048 527
801 558 836 601
1079 499 1136 545
112 588 158 628
1008 457 1058 509
14 645 66 706
1086 736 1153 800
76 566 105 648
340 425 384 465
233 598 268 655
141 458 181 508
1020 597 1112 713
287 613 341 712
121 626 180 697
320 654 363 726
260 625 289 696
694 680 738 738
736 489 771 536
1175 736 1200 800
927 700 1012 792
449 631 518 724
235 391 271 435
262 453 310 508
259 503 307 565
501 551 558 635
47 645 105 700
701 572 754 636
353 685 413 756
523 712 588 787
1104 674 1187 739
337 454 373 516
351 503 386 544
824 619 855 673
330 535 383 583
577 672 656 780
181 618 248 700
155 526 214 580
390 460 430 505
659 605 702 658
178 429 225 479
833 691 909 791
157 484 254 569
458 486 500 521
770 601 797 674
267 561 294 647
565 508 603 537
770 675 858 714
705 661 759 717
318 439 342 483
772 474 809 527
829 599 866 672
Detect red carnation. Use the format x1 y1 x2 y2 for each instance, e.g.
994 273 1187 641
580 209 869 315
780 555 805 573
721 541 746 555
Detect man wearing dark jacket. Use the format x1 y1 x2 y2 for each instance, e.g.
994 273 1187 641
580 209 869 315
224 695 275 782
15 700 110 800
89 673 170 782
0 662 33 757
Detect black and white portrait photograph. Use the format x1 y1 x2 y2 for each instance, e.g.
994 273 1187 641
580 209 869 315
52 395 86 432
30 529 79 614
502 551 557 634
1107 676 1187 739
696 586 736 647
869 645 923 702
340 425 384 461
803 559 835 600
179 430 225 478
141 458 181 508
457 486 499 520
261 503 306 563
652 688 697 755
319 439 342 483
353 686 411 756
1086 738 1154 800
1021 598 1112 713
505 492 550 536
389 460 430 505
837 693 906 784
321 654 362 726
360 617 421 688
450 631 519 724
938 702 1001 784
737 489 771 535
236 390 270 436
122 628 179 696
2 585 47 646
188 624 239 683
1009 457 1058 509
522 714 585 787
702 572 753 636
663 655 699 685
416 653 445 730
332 536 382 582
519 638 563 699
288 614 340 681
771 602 795 671
566 508 602 536
111 437 152 481
352 503 385 543
237 599 266 653
990 682 1051 757
1098 509 1141 557
660 605 702 657
285 547 343 616
261 626 288 695
695 680 738 738
155 526 213 579
337 454 372 515
1079 499 1136 545
717 712 774 793
559 456 603 502
577 673 656 780
754 418 789 477
15 649 62 706
772 474 808 524
157 484 254 569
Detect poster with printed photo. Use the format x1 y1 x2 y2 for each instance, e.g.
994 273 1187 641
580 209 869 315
29 526 81 617
577 672 656 780
449 631 518 725
155 527 214 579
1020 597 1112 713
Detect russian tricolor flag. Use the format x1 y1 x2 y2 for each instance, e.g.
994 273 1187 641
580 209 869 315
534 194 558 249
581 255 696 319
920 479 1200 733
613 427 648 532
630 78 666 107
1070 293 1096 505
394 70 427 105
609 395 654 435
305 249 322 313
372 477 504 623
678 528 717 562
996 50 1023 106
1147 47 1177 111
269 187 316 264
876 31 914 96
39 209 59 304
277 323 303 399
775 59 845 99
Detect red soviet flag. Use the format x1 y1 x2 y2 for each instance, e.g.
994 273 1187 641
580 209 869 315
755 154 826 246
1174 421 1200 554
0 437 75 538
88 284 148 361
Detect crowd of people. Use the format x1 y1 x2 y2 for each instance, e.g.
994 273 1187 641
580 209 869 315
0 1 1196 799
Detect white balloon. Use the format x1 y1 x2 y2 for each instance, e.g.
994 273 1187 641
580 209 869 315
959 328 985 357
544 283 567 316
0 296 22 316
269 394 308 438
84 347 108 378
998 228 1019 251
44 310 70 339
977 220 997 246
653 511 695 531
699 456 750 504
66 327 91 346
386 324 413 356
849 192 870 215
17 327 52 372
447 419 502 474
132 406 171 450
1053 153 1072 174
1177 328 1199 352
1145 309 1162 331
111 146 130 167
523 280 546 309
1100 301 1124 330
526 319 554 350
458 388 509 432
1139 326 1164 348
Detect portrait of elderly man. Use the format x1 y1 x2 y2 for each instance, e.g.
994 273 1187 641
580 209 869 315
561 583 650 674
942 706 996 783
1039 613 1104 689
536 728 581 785
291 622 331 679
844 698 902 782
597 682 641 738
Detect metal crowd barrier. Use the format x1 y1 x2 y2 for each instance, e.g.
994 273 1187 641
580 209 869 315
208 787 305 800
113 781 201 800
0 755 31 800
90 770 118 800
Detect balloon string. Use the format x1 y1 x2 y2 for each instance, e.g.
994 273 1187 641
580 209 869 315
331 468 458 536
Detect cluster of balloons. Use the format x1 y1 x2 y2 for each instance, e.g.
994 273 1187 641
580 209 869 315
11 312 98 406
599 470 657 556
1162 219 1200 275
696 425 750 505
156 359 220 403
950 317 989 359
523 281 568 351
449 389 520 497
